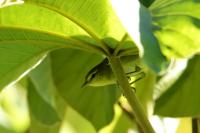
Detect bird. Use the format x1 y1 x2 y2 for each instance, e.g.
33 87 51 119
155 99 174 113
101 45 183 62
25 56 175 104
82 55 145 88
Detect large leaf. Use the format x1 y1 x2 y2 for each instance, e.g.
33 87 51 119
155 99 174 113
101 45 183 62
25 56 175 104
1 0 130 49
50 48 121 130
0 2 103 90
150 0 200 58
24 0 126 42
28 57 60 125
0 28 64 90
135 70 157 114
28 81 60 124
0 0 137 91
29 114 61 133
155 55 200 116
111 0 169 73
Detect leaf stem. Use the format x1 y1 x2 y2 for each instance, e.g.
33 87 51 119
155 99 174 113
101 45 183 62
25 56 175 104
113 33 128 56
192 118 199 133
118 48 139 57
108 56 155 133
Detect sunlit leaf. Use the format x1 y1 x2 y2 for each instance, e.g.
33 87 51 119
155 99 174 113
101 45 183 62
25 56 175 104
151 0 200 58
24 0 126 43
0 25 83 91
0 0 136 91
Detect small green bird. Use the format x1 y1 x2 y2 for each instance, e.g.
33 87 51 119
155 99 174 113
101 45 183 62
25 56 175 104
82 55 145 87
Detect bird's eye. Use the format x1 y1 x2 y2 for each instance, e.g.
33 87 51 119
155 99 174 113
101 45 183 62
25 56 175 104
91 73 96 79
87 69 98 81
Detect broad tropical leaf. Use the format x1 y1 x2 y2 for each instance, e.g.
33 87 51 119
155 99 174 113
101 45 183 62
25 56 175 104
135 70 156 114
111 0 169 73
0 28 63 90
50 48 121 130
27 80 60 125
151 0 200 58
0 0 136 91
24 0 126 42
155 55 200 116
28 57 60 125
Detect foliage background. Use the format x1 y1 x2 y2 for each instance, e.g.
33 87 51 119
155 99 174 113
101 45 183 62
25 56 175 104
0 0 200 132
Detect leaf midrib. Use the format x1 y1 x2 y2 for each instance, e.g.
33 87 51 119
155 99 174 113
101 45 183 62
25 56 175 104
150 0 182 11
24 1 110 55
0 26 105 54
152 13 200 19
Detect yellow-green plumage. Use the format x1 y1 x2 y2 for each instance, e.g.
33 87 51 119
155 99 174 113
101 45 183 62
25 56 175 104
83 55 143 87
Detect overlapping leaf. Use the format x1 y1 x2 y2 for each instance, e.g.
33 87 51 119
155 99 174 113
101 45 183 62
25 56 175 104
0 28 64 90
150 0 200 58
155 55 200 116
50 48 121 130
111 0 169 73
28 57 60 125
24 0 126 42
0 0 134 91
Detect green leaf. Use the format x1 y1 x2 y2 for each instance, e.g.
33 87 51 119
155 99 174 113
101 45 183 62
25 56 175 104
150 0 200 58
24 0 126 42
1 0 129 50
111 0 169 73
0 4 104 52
155 55 200 116
50 48 121 130
0 28 62 90
0 3 105 91
28 57 60 125
29 113 61 133
0 0 135 90
28 80 60 125
0 125 17 133
135 70 157 114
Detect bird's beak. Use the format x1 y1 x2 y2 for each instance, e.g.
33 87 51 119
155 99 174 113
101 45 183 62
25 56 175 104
81 80 88 88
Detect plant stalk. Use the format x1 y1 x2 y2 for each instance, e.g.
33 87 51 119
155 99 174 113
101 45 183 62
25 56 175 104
192 118 199 133
108 56 155 133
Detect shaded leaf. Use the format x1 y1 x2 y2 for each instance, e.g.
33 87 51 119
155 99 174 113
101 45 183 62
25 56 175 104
135 69 157 114
50 48 121 130
28 57 60 125
29 113 61 133
111 0 169 73
28 80 60 125
155 55 200 116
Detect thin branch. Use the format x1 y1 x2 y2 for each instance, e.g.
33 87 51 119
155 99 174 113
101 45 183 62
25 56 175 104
118 48 139 57
108 56 155 133
192 118 199 133
113 33 129 56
